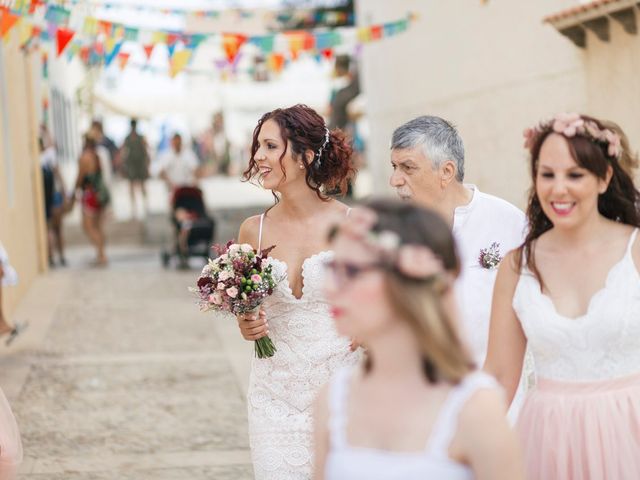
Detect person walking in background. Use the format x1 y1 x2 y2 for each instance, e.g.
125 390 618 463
120 118 149 220
72 136 110 267
89 119 118 174
315 200 524 480
40 138 67 267
485 113 640 479
0 242 27 346
157 133 201 192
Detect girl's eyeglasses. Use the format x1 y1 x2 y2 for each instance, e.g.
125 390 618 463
323 259 384 287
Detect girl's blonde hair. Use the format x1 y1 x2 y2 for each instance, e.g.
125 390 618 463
349 199 474 384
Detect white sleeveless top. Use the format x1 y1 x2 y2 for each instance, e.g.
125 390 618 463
325 368 499 480
513 228 640 382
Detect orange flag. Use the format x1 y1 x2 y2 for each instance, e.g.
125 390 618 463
268 53 285 73
222 33 247 63
0 8 20 38
117 52 130 70
143 44 154 60
56 27 75 57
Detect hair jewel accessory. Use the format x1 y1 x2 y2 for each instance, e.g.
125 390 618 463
315 127 330 164
341 207 445 280
523 112 622 159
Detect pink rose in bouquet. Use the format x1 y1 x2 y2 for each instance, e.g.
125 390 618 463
192 241 279 358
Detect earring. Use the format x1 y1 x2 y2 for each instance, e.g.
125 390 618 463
299 164 305 170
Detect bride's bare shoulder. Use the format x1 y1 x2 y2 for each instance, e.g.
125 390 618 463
238 215 263 246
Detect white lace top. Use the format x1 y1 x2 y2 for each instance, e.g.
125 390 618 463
325 368 499 480
513 228 640 382
247 213 360 480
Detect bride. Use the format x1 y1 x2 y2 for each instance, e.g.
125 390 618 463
236 104 361 479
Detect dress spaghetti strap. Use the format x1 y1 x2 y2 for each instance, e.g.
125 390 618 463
257 213 265 252
625 228 639 256
426 372 498 458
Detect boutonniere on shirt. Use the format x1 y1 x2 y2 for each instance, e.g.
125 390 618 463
478 242 502 269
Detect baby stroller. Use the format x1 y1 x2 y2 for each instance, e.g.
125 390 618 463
161 186 215 269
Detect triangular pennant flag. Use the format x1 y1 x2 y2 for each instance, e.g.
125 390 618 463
321 48 333 60
143 44 154 60
80 45 90 64
169 49 192 78
124 27 139 42
117 52 130 70
287 33 304 60
371 25 383 40
167 41 177 58
357 27 371 43
222 33 247 63
56 27 74 56
98 20 112 36
104 39 122 66
83 17 98 36
267 52 285 74
167 33 179 45
303 32 315 51
18 19 33 46
0 8 20 38
152 31 167 45
29 0 43 14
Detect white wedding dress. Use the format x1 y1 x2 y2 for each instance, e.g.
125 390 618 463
247 214 360 479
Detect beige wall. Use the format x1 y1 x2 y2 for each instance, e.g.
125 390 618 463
584 13 640 184
0 33 47 316
357 0 589 208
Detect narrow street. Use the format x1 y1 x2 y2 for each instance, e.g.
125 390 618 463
1 243 255 479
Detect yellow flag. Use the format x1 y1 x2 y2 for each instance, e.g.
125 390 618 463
357 27 371 43
152 31 168 45
83 17 98 36
19 18 33 46
169 49 192 78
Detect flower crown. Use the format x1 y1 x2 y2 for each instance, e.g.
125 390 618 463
523 112 622 159
341 208 446 281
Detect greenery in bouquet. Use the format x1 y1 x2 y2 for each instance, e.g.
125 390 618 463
192 241 279 358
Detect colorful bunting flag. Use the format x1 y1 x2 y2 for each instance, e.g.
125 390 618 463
267 52 285 74
124 27 139 42
142 43 154 60
222 33 247 63
117 52 130 70
169 49 192 77
55 27 74 56
0 8 20 39
104 38 122 66
19 18 33 46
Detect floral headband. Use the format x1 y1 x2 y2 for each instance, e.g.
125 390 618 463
341 208 446 281
523 112 622 159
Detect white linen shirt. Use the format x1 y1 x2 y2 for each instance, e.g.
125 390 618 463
453 185 527 364
157 148 199 187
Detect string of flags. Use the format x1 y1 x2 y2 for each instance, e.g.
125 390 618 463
0 2 416 79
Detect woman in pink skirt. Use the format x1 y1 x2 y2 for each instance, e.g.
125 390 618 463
0 387 21 479
485 113 640 480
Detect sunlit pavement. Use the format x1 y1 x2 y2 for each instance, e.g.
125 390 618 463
1 243 256 479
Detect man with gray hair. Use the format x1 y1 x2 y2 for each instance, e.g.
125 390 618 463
390 115 526 367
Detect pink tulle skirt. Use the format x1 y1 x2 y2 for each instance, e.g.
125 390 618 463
0 387 22 480
517 372 640 480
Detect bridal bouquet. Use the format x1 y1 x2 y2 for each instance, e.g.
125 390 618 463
192 241 278 358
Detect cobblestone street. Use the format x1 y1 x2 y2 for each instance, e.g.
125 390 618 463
0 244 255 479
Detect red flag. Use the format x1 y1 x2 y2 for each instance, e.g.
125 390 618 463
56 27 75 57
80 46 90 64
303 32 315 51
143 44 154 60
0 8 20 38
167 33 179 45
321 48 333 60
29 0 43 14
371 25 383 40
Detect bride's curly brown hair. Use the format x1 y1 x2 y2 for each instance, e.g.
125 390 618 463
243 104 356 201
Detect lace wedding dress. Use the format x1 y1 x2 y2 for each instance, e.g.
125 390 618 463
247 215 360 480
